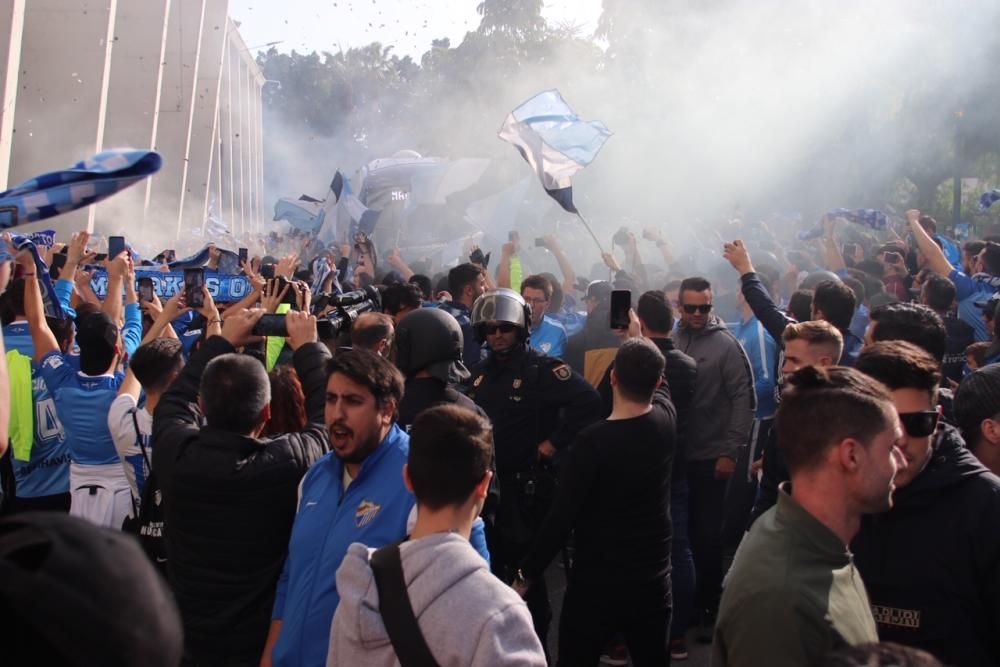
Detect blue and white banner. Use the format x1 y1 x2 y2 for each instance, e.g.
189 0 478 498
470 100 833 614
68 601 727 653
979 189 1000 212
0 149 162 229
26 230 56 247
89 270 253 302
798 208 889 240
498 89 611 214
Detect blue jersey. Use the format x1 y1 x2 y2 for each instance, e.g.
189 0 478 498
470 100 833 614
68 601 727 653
2 323 70 497
530 316 568 358
38 351 123 466
951 269 1000 342
731 315 778 419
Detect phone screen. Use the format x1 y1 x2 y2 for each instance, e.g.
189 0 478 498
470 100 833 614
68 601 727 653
164 249 176 263
238 247 248 266
610 289 631 329
252 314 288 337
138 277 155 303
260 263 275 280
184 268 205 308
108 236 126 260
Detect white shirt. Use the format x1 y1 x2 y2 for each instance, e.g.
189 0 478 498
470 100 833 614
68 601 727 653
107 394 153 501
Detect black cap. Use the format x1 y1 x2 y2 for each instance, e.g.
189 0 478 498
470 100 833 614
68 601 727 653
0 512 183 667
76 311 118 353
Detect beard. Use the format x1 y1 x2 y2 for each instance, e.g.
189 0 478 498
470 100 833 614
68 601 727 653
328 422 383 464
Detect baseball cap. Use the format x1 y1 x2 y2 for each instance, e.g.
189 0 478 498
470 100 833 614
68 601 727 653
75 311 119 353
0 512 183 667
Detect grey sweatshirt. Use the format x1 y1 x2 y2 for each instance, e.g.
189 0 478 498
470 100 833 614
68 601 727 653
670 316 755 462
327 532 546 667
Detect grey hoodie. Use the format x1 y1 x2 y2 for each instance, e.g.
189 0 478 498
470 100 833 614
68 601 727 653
671 315 755 462
327 533 546 667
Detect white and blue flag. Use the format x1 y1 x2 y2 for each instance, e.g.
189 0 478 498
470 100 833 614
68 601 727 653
498 89 611 214
0 149 162 229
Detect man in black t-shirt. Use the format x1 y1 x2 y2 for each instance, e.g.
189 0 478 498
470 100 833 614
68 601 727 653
517 337 677 666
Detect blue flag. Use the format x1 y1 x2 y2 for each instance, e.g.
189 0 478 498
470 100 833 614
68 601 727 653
0 150 162 228
979 189 1000 212
498 89 611 214
798 208 888 240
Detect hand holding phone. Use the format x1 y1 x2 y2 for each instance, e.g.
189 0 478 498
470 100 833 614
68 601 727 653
610 289 631 329
108 236 126 260
138 277 155 303
184 268 205 309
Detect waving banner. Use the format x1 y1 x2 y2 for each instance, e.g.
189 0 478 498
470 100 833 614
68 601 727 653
89 270 253 302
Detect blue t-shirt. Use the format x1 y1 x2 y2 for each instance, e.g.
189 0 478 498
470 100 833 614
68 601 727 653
731 316 778 419
950 269 1000 342
37 351 123 466
3 323 70 497
529 316 568 358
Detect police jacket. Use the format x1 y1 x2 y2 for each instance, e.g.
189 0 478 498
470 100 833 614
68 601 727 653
151 336 331 662
467 343 601 474
852 425 1000 666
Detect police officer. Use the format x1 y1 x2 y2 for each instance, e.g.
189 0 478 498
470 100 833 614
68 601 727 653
394 307 484 431
466 288 602 653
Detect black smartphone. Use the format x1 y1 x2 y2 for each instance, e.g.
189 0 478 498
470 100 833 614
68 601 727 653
535 238 546 248
50 252 67 271
277 276 298 305
252 314 288 337
238 247 248 266
843 243 858 258
336 257 349 281
138 277 155 303
610 289 631 329
184 268 205 308
884 251 903 265
260 263 275 280
93 253 108 262
108 236 126 260
164 249 176 263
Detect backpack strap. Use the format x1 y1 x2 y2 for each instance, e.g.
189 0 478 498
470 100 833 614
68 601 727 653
129 409 152 516
369 542 439 667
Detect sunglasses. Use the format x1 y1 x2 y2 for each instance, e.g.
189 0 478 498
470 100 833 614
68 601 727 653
682 304 713 314
483 322 517 335
898 410 940 438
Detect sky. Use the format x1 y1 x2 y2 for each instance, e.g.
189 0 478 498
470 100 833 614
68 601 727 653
229 0 604 58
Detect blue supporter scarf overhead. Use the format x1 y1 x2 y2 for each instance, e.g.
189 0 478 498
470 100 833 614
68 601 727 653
798 208 889 240
979 189 1000 212
498 89 612 214
0 150 162 229
89 269 253 302
9 233 65 319
167 245 242 274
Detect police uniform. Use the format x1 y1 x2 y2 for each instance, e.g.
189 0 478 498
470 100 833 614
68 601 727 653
466 341 601 649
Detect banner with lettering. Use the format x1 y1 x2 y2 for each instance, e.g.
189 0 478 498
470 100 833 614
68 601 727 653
89 270 253 302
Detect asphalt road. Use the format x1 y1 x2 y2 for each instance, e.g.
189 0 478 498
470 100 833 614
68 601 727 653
544 561 712 666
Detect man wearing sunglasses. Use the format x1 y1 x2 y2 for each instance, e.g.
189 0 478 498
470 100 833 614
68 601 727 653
853 340 1000 667
670 276 755 633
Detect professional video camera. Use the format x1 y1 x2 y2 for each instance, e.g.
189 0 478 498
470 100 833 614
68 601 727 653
251 285 382 339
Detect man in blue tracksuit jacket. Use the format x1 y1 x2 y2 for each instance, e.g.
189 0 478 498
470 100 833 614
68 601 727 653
265 348 488 667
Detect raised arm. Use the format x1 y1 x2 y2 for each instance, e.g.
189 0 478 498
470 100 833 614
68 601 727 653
821 216 847 273
543 234 576 296
724 240 793 342
385 248 415 280
140 292 188 346
20 254 59 362
497 241 515 289
906 208 953 277
102 252 129 325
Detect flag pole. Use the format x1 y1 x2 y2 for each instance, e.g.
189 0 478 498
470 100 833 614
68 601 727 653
575 211 606 255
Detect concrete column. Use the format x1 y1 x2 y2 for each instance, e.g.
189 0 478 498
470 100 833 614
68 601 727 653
10 0 117 232
178 0 228 235
94 0 170 234
0 0 25 191
146 0 205 238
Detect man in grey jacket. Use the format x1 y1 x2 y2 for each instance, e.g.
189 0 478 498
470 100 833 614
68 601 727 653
670 276 755 632
327 404 545 666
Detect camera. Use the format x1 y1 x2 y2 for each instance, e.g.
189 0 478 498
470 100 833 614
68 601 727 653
252 285 383 339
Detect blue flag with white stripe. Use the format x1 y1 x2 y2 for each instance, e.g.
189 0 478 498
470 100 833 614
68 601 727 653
0 149 162 228
498 90 611 214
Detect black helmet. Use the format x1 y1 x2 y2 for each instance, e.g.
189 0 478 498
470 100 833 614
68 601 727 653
395 307 470 383
470 288 531 344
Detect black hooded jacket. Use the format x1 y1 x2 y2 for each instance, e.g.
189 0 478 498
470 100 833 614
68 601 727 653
852 425 1000 666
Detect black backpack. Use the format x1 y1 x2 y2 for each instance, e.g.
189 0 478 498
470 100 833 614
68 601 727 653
121 410 167 573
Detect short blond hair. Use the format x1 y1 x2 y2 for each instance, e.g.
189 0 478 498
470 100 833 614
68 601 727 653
783 320 844 360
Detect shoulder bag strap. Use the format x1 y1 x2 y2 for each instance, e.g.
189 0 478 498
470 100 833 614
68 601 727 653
370 542 440 667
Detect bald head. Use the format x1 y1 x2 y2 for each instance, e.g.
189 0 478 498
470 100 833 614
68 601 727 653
350 312 395 356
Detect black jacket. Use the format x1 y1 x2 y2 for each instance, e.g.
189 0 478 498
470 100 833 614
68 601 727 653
152 336 331 661
466 344 601 474
852 425 1000 666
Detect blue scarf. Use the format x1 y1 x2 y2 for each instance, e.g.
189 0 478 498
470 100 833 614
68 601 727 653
798 208 888 240
979 189 1000 212
10 234 65 319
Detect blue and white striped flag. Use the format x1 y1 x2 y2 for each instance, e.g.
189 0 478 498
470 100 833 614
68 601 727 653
319 171 378 243
498 90 611 214
0 149 162 229
979 189 1000 212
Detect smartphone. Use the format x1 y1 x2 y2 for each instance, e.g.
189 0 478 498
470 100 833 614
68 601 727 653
336 257 349 282
843 243 859 258
252 314 288 337
508 230 519 242
184 268 205 309
610 289 631 329
108 236 126 260
50 252 67 271
93 253 108 262
238 247 248 266
260 263 275 280
278 276 298 305
535 238 546 248
164 249 176 263
884 251 903 265
138 277 155 303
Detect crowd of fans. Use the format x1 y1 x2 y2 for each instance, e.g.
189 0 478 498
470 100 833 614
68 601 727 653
1 204 999 667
